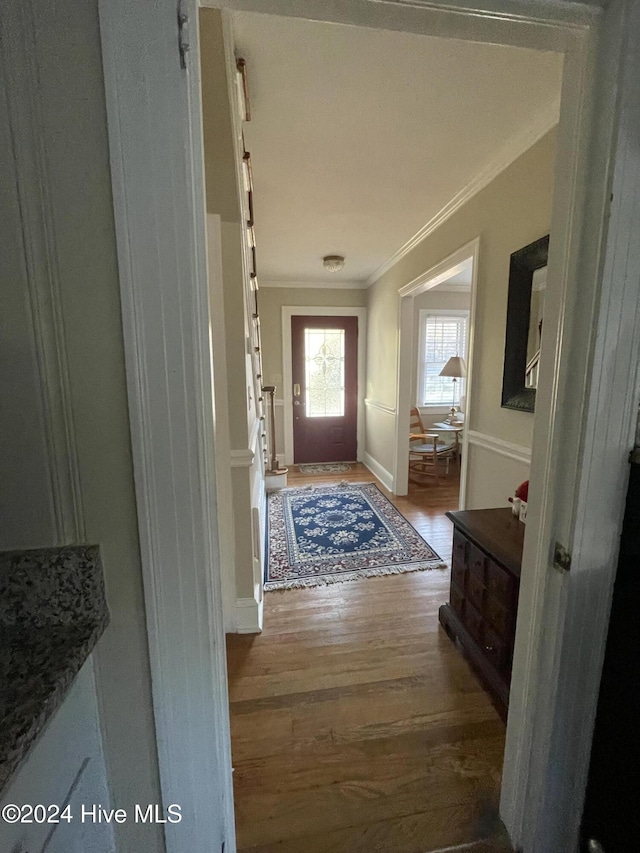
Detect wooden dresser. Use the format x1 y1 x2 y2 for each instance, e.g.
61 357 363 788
439 507 524 714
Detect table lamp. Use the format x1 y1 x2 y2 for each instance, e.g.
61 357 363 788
439 356 467 422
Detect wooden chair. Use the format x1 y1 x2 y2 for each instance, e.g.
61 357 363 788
408 407 459 485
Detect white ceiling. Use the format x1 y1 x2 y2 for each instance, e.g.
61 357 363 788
233 13 563 286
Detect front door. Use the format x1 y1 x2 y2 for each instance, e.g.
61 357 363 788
291 315 358 463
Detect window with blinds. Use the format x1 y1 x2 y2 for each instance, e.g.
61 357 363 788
418 311 469 406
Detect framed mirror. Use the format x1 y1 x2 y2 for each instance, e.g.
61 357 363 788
501 234 549 412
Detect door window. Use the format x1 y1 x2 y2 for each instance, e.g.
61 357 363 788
304 328 345 417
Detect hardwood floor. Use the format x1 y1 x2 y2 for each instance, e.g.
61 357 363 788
226 464 509 853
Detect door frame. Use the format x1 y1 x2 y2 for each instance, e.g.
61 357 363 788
98 1 236 851
282 306 367 467
98 1 640 852
394 237 479 503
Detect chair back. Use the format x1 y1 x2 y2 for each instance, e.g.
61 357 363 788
409 407 425 436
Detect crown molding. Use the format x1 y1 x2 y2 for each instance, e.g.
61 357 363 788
260 279 369 289
367 104 560 287
429 283 472 293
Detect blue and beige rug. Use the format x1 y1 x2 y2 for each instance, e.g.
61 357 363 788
265 482 446 590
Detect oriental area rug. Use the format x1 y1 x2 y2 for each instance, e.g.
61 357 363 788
297 462 352 475
265 482 446 590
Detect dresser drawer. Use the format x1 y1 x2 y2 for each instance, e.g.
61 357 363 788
450 583 465 620
484 593 510 636
451 531 468 584
483 624 507 671
451 560 468 593
466 571 486 611
468 543 487 581
486 559 515 605
463 599 484 644
452 529 467 564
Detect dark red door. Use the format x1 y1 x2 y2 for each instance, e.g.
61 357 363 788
291 316 358 464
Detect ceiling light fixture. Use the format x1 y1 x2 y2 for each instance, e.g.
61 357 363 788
322 255 345 273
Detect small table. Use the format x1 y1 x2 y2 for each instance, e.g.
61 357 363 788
432 422 463 466
432 422 464 432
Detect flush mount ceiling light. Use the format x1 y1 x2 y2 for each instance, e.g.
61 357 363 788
322 255 345 273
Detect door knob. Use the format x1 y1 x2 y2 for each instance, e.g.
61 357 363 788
293 383 301 397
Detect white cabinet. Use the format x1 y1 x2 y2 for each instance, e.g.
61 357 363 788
0 657 114 853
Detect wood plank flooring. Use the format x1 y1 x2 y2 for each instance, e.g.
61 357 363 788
226 464 509 853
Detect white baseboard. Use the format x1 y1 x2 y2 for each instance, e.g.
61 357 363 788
362 451 394 493
234 596 263 634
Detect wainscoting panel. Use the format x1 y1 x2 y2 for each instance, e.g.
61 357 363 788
364 400 397 488
465 440 530 509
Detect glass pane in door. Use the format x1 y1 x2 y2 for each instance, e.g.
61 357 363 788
304 328 345 417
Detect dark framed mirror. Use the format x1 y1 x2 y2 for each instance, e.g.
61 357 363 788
501 234 549 412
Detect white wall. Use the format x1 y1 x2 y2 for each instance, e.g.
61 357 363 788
465 444 530 507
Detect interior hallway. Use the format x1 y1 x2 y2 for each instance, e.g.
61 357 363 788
226 464 510 853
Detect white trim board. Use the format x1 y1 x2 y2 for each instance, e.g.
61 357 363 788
364 398 397 416
229 449 255 468
99 0 235 851
235 596 263 634
205 216 236 633
466 430 532 465
506 4 640 849
202 0 600 49
362 451 394 493
261 279 369 290
281 306 367 466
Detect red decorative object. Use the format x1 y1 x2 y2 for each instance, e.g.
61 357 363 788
515 480 529 502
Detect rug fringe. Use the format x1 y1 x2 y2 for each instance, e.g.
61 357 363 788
265 560 448 592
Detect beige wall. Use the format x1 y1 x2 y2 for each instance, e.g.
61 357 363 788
260 286 368 389
260 286 368 462
366 128 557 500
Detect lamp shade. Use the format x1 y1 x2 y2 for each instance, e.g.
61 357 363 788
439 356 467 378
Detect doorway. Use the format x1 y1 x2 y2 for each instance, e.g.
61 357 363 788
282 306 366 467
291 315 358 463
98 0 640 851
394 239 478 505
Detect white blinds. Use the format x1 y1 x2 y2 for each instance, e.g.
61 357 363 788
421 313 468 405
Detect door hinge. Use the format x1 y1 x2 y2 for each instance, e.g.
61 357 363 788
553 541 572 573
631 403 640 464
177 1 190 70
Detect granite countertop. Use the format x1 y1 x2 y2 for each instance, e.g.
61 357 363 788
0 545 109 796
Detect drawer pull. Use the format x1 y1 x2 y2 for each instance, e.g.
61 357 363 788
485 645 495 652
